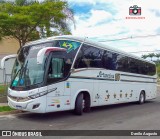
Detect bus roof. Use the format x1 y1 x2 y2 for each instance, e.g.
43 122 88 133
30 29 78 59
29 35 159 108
24 35 155 65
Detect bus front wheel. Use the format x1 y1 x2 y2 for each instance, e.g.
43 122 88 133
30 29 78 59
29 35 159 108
139 91 145 104
74 93 83 115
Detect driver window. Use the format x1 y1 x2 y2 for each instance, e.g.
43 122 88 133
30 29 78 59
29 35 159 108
47 57 64 84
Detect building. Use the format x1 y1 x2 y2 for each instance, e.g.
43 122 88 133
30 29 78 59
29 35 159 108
0 37 19 56
0 37 19 84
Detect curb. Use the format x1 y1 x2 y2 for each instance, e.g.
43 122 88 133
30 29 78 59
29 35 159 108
0 110 26 116
0 103 8 106
0 102 25 115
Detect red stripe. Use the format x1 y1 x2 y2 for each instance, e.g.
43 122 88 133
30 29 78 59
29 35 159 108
45 48 66 54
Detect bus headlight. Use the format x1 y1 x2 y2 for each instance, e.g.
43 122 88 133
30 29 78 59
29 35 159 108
8 95 31 102
29 91 48 99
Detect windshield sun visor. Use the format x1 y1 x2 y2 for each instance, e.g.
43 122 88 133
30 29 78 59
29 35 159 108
37 47 66 65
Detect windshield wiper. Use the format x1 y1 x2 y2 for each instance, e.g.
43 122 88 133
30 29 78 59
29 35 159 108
10 69 21 88
10 61 28 88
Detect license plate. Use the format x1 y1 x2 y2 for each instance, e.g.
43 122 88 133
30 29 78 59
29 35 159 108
16 105 23 109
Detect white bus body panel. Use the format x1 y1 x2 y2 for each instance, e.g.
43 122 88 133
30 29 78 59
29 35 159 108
70 69 157 108
6 35 157 113
7 68 156 113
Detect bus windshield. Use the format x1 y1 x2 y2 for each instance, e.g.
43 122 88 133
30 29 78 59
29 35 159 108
11 43 52 89
10 40 81 90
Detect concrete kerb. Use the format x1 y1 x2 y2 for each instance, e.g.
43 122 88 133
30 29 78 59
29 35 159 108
0 110 25 116
0 103 26 115
0 103 8 106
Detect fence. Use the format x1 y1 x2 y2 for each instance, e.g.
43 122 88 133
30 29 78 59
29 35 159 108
0 57 16 103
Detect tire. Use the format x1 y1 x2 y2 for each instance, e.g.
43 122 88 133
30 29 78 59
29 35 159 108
74 93 83 115
83 95 91 113
139 91 145 104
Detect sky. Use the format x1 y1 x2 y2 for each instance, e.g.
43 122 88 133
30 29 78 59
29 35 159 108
67 0 160 59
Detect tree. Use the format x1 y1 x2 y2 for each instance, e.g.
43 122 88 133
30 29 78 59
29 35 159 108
155 53 160 62
0 0 75 48
14 0 34 6
147 53 155 61
157 63 160 78
0 0 5 3
141 55 148 59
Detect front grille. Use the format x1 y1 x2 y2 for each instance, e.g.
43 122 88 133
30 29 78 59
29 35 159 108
8 95 30 102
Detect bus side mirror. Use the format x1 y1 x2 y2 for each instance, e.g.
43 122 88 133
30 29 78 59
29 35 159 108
37 47 66 64
0 54 17 69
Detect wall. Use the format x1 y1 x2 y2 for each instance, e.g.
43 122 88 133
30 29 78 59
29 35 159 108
0 37 19 55
0 37 19 84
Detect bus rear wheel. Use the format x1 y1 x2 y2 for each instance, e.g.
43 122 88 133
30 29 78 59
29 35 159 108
139 91 145 104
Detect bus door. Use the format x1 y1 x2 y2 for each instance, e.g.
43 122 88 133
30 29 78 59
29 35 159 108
46 51 71 111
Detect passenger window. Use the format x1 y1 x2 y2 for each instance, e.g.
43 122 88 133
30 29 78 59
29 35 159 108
102 51 117 70
74 44 104 69
74 44 156 76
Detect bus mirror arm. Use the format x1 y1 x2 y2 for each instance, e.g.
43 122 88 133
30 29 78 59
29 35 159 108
0 54 17 69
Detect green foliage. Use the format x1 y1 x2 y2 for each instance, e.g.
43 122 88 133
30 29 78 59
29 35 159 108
141 53 160 78
0 85 5 93
0 106 15 112
148 53 155 61
155 53 160 60
0 0 74 47
141 55 148 59
156 63 160 78
0 0 6 3
141 53 160 61
15 0 35 6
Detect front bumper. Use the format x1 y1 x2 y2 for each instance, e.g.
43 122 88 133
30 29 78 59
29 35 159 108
8 95 47 113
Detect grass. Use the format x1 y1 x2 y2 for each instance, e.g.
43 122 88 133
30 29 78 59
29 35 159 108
0 85 7 94
0 106 15 112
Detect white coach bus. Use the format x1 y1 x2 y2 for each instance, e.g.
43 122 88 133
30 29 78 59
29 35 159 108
1 36 157 115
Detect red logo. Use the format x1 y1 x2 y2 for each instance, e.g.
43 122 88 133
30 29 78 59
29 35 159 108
129 5 141 16
126 5 145 19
